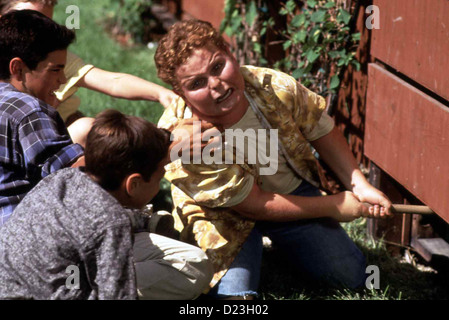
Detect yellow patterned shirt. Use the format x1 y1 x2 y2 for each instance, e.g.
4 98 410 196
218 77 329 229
158 66 327 288
54 51 94 122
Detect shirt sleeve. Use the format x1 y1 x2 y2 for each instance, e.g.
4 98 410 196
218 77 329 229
87 225 137 300
54 51 94 102
18 111 84 178
303 112 335 141
293 80 328 136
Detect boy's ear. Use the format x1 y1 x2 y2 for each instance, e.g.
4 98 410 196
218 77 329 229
124 173 143 198
9 58 27 81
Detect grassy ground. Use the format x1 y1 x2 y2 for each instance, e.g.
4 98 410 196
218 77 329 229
54 0 166 123
259 219 449 300
53 0 449 300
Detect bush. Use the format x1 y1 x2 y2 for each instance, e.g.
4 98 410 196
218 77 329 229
220 0 361 97
106 0 163 44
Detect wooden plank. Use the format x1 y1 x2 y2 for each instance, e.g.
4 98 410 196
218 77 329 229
371 0 449 101
181 0 225 30
411 238 449 262
365 63 449 223
367 162 411 255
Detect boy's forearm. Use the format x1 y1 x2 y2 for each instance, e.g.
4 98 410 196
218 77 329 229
310 126 392 215
232 183 343 222
79 68 171 103
310 126 368 191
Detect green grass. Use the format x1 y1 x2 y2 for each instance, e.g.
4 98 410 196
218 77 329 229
52 0 449 300
53 0 166 123
259 218 449 300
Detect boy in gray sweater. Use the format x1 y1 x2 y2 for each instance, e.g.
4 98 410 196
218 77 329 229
0 109 212 299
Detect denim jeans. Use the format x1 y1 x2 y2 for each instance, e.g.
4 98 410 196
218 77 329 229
207 180 366 298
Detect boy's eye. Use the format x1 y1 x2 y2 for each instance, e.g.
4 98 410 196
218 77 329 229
212 62 223 74
189 78 205 90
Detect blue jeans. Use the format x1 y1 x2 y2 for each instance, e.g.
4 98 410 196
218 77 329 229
207 180 366 298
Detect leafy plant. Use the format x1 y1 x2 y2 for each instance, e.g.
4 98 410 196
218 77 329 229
106 0 157 44
221 0 273 66
220 0 361 97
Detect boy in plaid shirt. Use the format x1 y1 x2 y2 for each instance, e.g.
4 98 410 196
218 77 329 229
0 10 84 226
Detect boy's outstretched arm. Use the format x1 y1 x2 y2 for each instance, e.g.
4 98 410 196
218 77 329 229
310 126 392 218
76 67 178 108
232 182 370 223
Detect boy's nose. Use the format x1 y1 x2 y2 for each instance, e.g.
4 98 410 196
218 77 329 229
209 76 221 89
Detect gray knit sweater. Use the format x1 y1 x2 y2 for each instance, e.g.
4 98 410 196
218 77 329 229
0 168 137 300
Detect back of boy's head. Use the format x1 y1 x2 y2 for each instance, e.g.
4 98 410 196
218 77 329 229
85 109 171 191
0 0 57 15
0 9 74 80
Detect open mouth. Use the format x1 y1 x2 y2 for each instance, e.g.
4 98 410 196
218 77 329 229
216 89 232 103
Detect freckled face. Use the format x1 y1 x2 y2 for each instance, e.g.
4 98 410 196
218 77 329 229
175 46 248 127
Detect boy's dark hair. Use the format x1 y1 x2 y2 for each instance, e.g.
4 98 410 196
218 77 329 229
0 9 75 80
85 109 171 191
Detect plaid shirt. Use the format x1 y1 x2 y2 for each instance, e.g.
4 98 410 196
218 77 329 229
0 83 84 227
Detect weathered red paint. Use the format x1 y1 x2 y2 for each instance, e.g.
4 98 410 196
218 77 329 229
372 0 449 101
181 0 225 30
365 63 449 223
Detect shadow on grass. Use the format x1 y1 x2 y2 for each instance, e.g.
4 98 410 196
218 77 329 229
258 236 449 300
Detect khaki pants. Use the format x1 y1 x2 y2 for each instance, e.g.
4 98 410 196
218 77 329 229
133 232 213 300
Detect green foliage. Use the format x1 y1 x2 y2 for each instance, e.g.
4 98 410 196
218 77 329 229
220 0 361 96
106 0 156 44
221 0 270 66
54 0 166 123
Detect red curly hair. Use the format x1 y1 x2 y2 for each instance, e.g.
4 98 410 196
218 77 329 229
154 19 229 94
